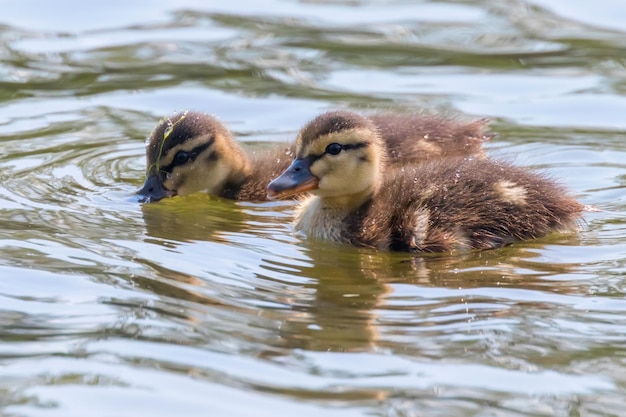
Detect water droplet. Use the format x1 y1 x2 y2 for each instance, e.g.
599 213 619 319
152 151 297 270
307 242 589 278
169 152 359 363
163 125 173 139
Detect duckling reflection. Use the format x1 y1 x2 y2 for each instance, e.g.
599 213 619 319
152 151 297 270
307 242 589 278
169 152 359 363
136 192 583 355
268 111 583 252
269 238 582 353
263 244 391 352
138 110 491 202
140 193 251 243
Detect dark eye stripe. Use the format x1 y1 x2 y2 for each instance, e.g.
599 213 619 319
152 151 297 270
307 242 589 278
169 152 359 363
340 142 368 152
307 141 369 161
161 140 213 173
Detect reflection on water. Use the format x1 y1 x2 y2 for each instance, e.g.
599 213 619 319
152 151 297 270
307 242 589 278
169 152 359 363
1 1 626 416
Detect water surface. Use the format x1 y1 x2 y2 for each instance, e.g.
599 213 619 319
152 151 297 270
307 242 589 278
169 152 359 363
1 1 626 416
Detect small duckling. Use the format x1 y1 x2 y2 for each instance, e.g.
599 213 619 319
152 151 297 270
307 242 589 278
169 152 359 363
267 111 583 252
137 110 295 202
137 110 491 203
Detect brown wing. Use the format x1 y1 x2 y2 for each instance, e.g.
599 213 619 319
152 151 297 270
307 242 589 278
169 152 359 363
370 114 492 164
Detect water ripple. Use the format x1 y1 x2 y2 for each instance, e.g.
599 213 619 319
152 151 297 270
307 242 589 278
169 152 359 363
1 1 626 416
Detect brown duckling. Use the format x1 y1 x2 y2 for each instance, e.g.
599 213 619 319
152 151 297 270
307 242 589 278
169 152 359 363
137 110 491 203
137 110 295 202
267 111 583 252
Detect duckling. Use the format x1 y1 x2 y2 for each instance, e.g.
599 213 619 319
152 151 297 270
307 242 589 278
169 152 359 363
267 111 583 252
137 110 491 203
137 110 295 202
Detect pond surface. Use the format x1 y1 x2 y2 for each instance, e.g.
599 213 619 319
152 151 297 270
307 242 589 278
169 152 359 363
1 1 626 416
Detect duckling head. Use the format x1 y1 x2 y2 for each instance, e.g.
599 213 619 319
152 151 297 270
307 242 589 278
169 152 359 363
137 111 251 203
267 111 387 207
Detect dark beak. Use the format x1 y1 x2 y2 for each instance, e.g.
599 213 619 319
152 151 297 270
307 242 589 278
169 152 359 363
267 157 319 200
137 174 174 203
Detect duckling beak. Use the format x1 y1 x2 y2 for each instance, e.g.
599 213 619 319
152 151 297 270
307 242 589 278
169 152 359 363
137 174 175 203
267 157 319 200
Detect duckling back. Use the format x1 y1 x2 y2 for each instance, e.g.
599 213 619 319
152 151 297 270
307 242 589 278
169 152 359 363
343 157 582 252
370 114 491 164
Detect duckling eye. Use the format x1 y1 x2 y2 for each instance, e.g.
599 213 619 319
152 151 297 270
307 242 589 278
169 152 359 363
325 143 343 155
173 150 190 165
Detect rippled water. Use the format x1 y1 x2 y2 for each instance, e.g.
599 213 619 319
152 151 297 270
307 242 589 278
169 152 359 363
1 1 626 416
